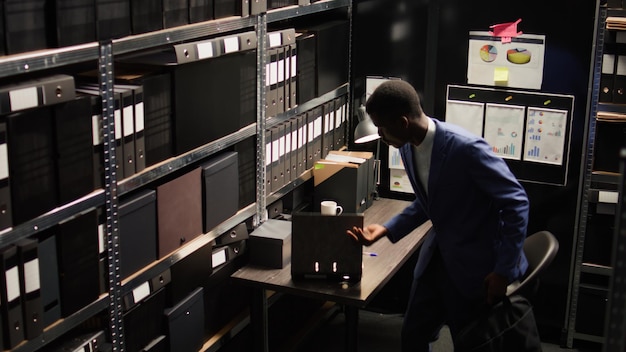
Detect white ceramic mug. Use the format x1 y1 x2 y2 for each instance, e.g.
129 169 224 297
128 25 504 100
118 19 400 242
321 200 343 216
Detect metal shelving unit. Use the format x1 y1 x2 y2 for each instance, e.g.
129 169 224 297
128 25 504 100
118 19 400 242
565 2 624 348
0 1 353 351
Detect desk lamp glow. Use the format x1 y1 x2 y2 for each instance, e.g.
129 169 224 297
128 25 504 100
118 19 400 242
354 105 381 199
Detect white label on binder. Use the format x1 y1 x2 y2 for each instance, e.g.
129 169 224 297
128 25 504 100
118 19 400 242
135 102 145 132
308 121 314 141
291 129 297 153
5 266 19 302
266 142 272 167
278 58 285 82
132 281 150 303
92 114 102 146
9 86 38 111
24 258 40 293
123 106 134 137
115 109 122 139
197 42 214 59
269 61 278 85
223 37 239 53
335 107 342 129
298 126 304 148
269 33 282 48
98 223 105 254
324 113 330 132
291 54 297 78
212 248 227 268
272 139 279 161
314 117 322 138
279 135 285 157
598 190 619 204
286 131 291 153
0 144 8 180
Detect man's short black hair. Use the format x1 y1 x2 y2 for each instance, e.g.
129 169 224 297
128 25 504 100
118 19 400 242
365 80 423 121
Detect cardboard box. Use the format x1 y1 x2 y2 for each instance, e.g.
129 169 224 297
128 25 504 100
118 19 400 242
248 219 291 269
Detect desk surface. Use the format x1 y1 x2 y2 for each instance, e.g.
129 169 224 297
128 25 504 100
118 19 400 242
231 198 432 308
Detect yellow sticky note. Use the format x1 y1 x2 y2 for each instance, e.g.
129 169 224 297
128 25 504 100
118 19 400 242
494 67 509 83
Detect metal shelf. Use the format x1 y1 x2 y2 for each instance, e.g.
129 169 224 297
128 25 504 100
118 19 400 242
0 190 105 248
267 0 351 23
12 295 110 352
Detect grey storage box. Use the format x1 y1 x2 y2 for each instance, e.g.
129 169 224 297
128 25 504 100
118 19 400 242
249 219 291 268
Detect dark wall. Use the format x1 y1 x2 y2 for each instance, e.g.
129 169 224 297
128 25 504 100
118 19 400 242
352 0 598 339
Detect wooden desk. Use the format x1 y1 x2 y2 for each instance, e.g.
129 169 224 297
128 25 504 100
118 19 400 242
231 198 432 352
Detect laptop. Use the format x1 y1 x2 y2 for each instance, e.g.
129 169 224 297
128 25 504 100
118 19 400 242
291 212 364 282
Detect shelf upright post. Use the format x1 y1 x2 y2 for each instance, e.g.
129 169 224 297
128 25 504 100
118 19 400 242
256 12 268 227
98 41 125 351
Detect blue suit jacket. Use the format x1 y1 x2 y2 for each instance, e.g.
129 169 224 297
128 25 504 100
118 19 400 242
384 119 529 299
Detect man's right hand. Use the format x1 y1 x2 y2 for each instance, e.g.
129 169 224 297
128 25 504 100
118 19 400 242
346 223 388 246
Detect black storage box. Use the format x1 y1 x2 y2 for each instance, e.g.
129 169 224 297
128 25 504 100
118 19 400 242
164 287 205 352
201 151 239 233
123 288 167 352
248 219 291 269
119 189 158 279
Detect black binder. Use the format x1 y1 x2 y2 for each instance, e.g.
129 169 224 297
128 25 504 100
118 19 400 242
16 238 43 340
162 0 188 28
53 96 95 205
322 101 335 159
189 0 213 23
52 0 97 47
4 0 48 55
0 245 24 349
118 86 136 179
0 122 12 231
37 231 61 327
95 0 131 40
123 287 167 352
296 32 316 104
130 0 163 34
6 107 58 225
57 210 99 317
271 123 286 192
296 114 307 177
307 106 323 168
266 47 278 118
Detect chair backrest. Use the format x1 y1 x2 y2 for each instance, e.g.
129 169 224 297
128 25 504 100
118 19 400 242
507 230 559 296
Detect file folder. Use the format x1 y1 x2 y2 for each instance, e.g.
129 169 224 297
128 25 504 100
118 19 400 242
164 287 205 352
201 152 239 233
57 209 99 317
37 231 61 327
96 207 107 294
162 0 188 28
277 47 286 115
118 84 147 173
333 96 347 150
270 124 285 192
0 245 24 349
95 0 131 40
82 92 105 190
16 238 43 340
52 0 97 47
189 0 213 23
53 96 95 205
7 107 58 226
156 167 202 258
4 0 48 54
0 74 76 115
0 122 12 231
130 0 163 34
119 190 157 279
288 42 297 110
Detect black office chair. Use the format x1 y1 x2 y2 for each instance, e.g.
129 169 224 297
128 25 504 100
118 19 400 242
506 230 559 297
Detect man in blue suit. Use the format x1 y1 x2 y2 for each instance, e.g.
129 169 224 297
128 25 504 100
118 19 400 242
348 80 529 351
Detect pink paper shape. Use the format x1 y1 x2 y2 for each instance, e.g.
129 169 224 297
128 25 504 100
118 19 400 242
489 18 523 43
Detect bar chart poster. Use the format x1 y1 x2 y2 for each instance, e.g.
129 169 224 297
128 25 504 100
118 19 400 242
484 103 525 160
523 107 567 165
